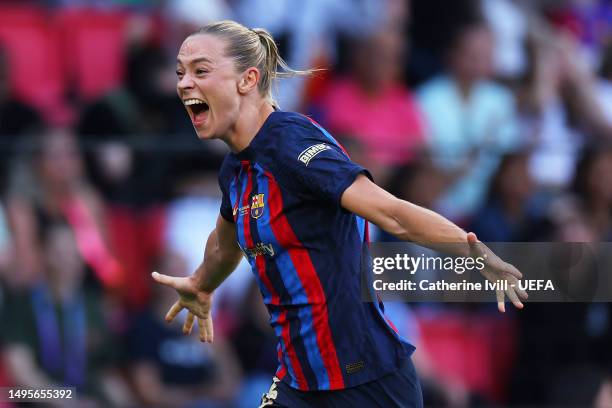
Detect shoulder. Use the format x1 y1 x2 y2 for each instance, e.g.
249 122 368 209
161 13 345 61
417 75 451 98
257 111 341 162
267 111 326 139
476 81 515 105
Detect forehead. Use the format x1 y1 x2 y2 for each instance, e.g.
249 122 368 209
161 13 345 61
177 34 228 65
459 27 493 49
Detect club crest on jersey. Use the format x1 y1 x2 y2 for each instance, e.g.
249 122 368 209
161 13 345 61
298 143 330 166
250 193 265 219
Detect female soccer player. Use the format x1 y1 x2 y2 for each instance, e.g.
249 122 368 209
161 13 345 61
152 20 527 407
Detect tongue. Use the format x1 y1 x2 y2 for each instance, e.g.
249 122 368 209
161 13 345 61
194 109 208 123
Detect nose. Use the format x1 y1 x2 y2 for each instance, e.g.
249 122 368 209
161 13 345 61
177 74 195 92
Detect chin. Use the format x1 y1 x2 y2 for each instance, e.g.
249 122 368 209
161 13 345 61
194 126 217 140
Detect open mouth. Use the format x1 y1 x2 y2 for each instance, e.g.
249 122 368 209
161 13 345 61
184 98 210 125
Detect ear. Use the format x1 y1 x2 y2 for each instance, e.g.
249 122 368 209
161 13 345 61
237 67 260 95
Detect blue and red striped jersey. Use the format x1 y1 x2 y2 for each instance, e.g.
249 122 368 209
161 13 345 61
218 111 414 391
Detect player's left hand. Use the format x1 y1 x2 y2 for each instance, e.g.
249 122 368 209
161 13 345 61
467 232 528 313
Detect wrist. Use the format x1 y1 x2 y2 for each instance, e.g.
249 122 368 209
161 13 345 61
190 273 213 294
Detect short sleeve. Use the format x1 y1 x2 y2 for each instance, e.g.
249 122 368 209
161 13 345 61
218 177 234 223
218 156 235 223
274 122 372 205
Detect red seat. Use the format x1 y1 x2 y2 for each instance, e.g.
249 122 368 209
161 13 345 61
417 311 517 403
0 6 65 115
55 8 128 101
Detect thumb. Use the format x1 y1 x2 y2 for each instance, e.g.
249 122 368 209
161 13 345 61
151 271 179 290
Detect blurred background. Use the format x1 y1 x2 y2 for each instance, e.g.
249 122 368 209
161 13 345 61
0 0 611 406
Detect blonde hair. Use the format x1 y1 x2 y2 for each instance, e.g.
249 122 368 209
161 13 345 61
190 20 316 106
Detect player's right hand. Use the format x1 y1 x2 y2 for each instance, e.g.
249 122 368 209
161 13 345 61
151 271 214 343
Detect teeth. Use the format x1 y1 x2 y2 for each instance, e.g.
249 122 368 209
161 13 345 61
184 99 206 106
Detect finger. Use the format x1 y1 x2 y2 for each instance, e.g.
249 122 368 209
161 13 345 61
205 316 214 343
496 289 505 313
517 286 529 301
198 317 206 342
165 300 183 323
183 312 195 335
506 285 523 310
152 271 179 290
507 264 523 280
467 232 478 246
510 277 529 301
198 316 214 343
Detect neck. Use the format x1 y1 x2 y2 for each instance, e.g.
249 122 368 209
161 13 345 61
223 99 275 153
452 73 475 100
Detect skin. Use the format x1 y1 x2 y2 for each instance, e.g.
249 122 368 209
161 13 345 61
175 34 274 152
448 24 494 99
153 33 527 344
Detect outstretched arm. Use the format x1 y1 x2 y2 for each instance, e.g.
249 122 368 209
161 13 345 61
152 214 243 342
193 214 244 292
341 174 527 312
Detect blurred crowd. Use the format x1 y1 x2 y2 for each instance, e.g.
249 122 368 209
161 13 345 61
0 0 612 407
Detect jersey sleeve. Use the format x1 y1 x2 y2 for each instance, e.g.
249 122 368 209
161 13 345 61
273 121 372 206
218 157 235 223
219 185 234 223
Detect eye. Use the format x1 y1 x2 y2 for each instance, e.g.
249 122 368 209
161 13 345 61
196 68 209 75
176 70 184 78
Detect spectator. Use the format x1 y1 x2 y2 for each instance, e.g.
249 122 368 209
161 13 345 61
234 0 386 111
317 29 427 184
376 156 447 241
1 222 129 406
482 0 529 80
417 20 521 222
569 145 612 241
5 128 121 289
470 152 550 242
407 0 483 86
510 144 612 406
530 144 612 243
518 25 612 191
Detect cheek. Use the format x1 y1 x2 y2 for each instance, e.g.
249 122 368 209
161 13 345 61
211 85 241 117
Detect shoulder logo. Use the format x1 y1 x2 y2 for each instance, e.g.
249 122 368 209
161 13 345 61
298 143 331 166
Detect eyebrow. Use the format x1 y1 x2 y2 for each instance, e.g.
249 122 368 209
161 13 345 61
176 57 212 66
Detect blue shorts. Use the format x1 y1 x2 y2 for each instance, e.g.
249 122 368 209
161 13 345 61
259 358 423 408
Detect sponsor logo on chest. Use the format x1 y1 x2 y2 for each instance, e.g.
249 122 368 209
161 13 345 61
232 193 266 219
241 242 275 258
